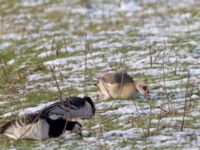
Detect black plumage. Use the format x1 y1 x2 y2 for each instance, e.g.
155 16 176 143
40 96 95 120
0 114 82 140
0 96 95 140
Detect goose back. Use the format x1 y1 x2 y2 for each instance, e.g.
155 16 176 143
41 96 95 120
101 72 133 84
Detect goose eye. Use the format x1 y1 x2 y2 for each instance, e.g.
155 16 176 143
143 86 148 91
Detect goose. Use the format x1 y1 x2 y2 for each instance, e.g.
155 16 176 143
0 113 82 140
40 96 95 120
96 72 150 99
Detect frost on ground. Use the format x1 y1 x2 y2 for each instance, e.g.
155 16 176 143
0 0 200 149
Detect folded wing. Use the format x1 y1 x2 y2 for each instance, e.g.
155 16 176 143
40 96 95 120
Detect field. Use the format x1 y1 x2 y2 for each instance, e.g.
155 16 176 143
0 0 200 149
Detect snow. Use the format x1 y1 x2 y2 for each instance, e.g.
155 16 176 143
103 128 143 139
19 0 49 7
190 111 200 117
191 94 199 99
0 42 11 50
118 1 142 12
27 73 51 81
0 0 200 149
103 105 141 116
2 33 23 40
147 135 173 144
44 58 70 66
7 59 15 65
160 117 190 124
18 101 55 116
96 100 134 109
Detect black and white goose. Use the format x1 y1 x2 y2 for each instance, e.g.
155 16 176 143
40 96 95 120
0 113 82 140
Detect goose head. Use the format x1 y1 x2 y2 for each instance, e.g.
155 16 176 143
70 122 82 136
134 80 150 99
83 96 96 116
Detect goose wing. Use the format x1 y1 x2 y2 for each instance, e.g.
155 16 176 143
101 72 133 84
0 113 40 134
0 113 48 140
41 97 95 120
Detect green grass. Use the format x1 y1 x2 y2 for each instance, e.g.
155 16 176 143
0 0 200 149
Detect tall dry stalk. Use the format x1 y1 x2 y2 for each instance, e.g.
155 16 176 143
63 35 68 54
148 40 153 67
49 65 63 102
174 58 178 75
84 36 89 97
162 51 170 112
188 80 194 107
0 60 9 81
147 100 152 136
153 48 162 64
162 41 174 112
40 34 49 55
0 12 3 35
180 70 190 131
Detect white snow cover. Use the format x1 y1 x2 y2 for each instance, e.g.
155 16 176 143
18 101 55 116
0 0 200 149
103 128 143 139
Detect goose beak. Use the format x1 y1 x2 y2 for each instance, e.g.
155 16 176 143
143 86 150 99
144 89 151 100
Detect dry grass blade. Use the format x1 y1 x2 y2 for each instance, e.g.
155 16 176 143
147 99 152 136
162 41 174 112
84 36 89 97
49 65 63 102
174 58 178 75
0 12 3 35
188 80 195 107
180 70 190 131
0 60 9 81
148 40 153 67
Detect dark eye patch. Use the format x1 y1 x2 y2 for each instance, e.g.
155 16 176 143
143 86 148 91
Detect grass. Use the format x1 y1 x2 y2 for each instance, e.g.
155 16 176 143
0 0 200 149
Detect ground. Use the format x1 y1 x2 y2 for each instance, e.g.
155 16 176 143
0 0 200 149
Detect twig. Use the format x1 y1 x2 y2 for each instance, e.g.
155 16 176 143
119 71 125 98
63 35 68 54
162 41 173 112
188 80 194 107
185 17 190 35
51 34 56 56
162 51 171 112
174 58 178 75
84 36 89 96
167 44 172 64
180 70 190 131
0 12 3 35
148 40 153 67
49 65 63 102
147 100 152 136
40 34 49 56
153 48 162 64
0 59 9 81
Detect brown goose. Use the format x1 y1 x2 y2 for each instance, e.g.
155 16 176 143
96 72 150 99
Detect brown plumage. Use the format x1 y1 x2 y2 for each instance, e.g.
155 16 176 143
96 72 150 99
